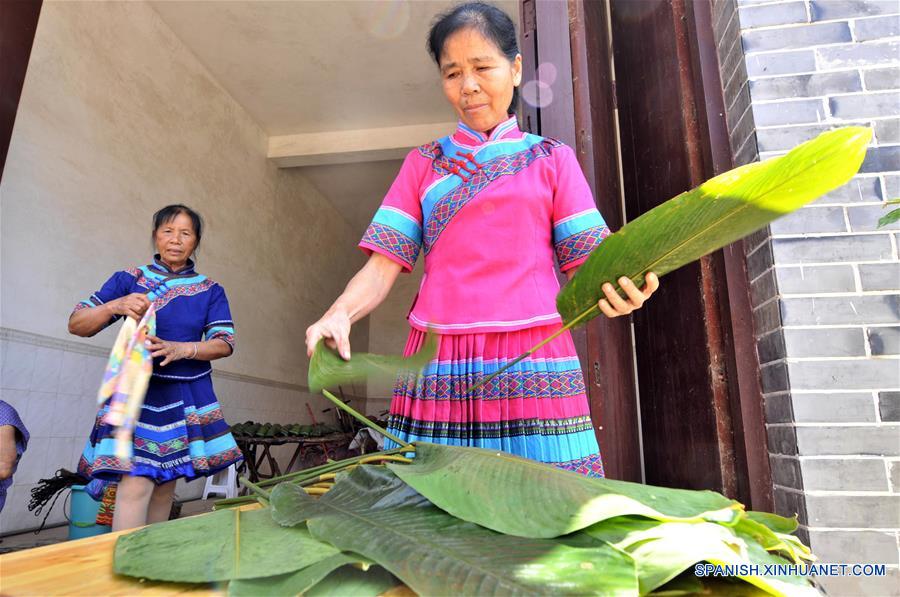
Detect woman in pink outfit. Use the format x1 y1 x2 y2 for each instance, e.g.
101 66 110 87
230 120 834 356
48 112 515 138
306 1 659 477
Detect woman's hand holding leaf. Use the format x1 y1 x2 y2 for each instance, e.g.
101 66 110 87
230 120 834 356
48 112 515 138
598 272 660 318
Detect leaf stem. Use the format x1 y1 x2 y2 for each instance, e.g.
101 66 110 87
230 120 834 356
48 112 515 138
465 304 599 395
256 446 414 487
239 476 271 500
321 389 411 448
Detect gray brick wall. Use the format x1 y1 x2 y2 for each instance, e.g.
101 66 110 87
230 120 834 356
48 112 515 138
713 0 900 591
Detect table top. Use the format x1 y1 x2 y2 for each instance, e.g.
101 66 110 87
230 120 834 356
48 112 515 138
0 503 413 596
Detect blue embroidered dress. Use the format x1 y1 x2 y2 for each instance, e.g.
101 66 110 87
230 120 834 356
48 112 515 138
76 256 243 485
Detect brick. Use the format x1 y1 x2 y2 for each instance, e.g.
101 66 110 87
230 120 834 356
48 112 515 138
739 1 808 28
784 327 867 357
762 361 790 393
729 104 756 155
723 60 750 118
848 204 900 231
880 390 900 420
713 0 736 34
757 329 787 363
764 391 793 423
775 264 857 293
742 22 852 52
770 455 804 489
806 495 900 527
757 124 830 153
817 176 883 203
875 119 900 144
801 457 890 490
751 269 778 308
885 174 900 197
868 327 900 355
797 425 900 455
750 71 862 101
745 49 817 77
769 204 847 232
859 263 900 291
854 14 900 41
808 530 900 565
792 392 878 422
773 486 808 522
720 37 745 96
817 40 900 69
751 99 826 127
772 235 894 263
734 131 760 165
890 460 900 491
753 298 783 334
810 0 899 21
864 66 900 91
787 357 900 389
829 91 900 120
747 239 774 279
727 81 753 128
768 423 799 455
817 570 900 597
745 227 771 254
860 145 900 173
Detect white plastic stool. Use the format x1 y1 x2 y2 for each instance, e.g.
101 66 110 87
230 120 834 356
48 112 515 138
202 464 238 499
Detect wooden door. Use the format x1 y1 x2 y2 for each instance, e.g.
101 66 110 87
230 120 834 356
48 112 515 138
522 0 772 510
520 0 643 483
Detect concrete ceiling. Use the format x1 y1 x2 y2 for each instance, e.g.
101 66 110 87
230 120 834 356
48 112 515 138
150 0 519 235
150 0 518 136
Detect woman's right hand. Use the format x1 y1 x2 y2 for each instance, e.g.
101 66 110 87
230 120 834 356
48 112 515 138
110 293 151 320
305 310 352 361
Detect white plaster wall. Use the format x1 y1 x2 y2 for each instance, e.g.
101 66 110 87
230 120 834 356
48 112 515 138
0 1 367 533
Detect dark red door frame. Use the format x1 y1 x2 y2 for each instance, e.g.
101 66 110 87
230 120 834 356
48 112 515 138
522 0 772 509
521 0 643 483
1 0 43 183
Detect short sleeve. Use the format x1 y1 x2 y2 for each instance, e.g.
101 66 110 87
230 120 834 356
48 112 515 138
204 284 235 354
70 270 138 329
551 145 611 272
358 149 426 273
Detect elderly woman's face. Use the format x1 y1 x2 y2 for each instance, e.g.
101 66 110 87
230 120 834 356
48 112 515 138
154 212 197 269
439 28 522 134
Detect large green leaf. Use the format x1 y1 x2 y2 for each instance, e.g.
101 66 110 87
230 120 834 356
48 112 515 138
227 553 366 596
305 565 401 597
308 332 437 393
271 465 639 595
387 443 742 538
584 517 817 596
557 127 872 323
114 507 338 583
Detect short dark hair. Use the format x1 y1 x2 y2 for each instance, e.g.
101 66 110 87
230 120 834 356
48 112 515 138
427 2 520 114
152 204 203 246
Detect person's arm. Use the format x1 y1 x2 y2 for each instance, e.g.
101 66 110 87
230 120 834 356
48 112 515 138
68 293 151 337
305 253 404 359
145 337 233 366
0 425 18 481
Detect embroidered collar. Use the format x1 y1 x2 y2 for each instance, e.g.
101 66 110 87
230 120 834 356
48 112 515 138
150 254 197 277
452 115 522 146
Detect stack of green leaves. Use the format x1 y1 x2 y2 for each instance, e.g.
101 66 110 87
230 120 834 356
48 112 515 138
114 443 818 596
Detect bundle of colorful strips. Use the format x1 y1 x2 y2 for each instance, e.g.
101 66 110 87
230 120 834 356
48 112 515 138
96 281 167 462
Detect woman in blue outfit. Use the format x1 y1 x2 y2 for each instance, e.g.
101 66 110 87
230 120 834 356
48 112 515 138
69 204 243 530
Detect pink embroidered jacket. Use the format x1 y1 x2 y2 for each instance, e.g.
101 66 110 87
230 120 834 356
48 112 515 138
359 116 610 334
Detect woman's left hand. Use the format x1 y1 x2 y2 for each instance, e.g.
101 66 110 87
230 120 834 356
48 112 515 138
598 272 660 318
147 335 192 366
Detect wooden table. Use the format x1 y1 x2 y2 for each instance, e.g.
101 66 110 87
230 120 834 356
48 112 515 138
235 433 353 482
0 502 413 596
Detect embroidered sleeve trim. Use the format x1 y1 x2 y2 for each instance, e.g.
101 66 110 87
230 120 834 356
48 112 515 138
555 225 611 270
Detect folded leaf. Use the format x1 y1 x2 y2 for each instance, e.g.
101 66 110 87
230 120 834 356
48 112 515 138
227 552 367 597
388 443 742 538
114 508 338 582
308 332 437 393
305 565 401 597
274 465 640 596
557 127 872 323
584 517 817 596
